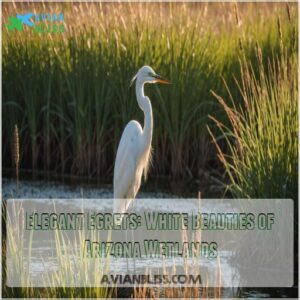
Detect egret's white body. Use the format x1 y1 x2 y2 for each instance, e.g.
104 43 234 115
113 66 170 215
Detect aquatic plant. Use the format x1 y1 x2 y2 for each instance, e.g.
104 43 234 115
208 43 298 199
2 3 297 181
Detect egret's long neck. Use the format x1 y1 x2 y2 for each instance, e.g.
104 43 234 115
136 80 153 151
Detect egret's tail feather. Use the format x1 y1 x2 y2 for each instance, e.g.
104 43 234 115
143 145 153 181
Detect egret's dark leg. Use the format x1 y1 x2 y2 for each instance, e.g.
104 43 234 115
125 198 129 272
131 200 136 273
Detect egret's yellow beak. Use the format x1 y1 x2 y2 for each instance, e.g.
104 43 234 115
153 74 171 84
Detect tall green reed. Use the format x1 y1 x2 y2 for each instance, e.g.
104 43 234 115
4 201 112 298
2 2 297 181
208 46 298 199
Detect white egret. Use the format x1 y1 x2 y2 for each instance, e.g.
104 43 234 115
113 66 170 215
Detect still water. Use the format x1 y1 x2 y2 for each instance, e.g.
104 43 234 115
3 177 295 298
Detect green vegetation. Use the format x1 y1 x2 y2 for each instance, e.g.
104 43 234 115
4 203 113 298
2 3 298 197
2 4 298 298
4 200 219 299
209 46 298 199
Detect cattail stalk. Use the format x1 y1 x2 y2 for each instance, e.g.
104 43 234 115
14 124 20 192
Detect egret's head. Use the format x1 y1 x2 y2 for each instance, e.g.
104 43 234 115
130 65 171 86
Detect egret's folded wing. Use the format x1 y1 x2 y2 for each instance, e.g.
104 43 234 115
113 121 142 214
113 147 135 213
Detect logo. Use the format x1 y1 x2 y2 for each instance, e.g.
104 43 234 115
6 12 64 33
